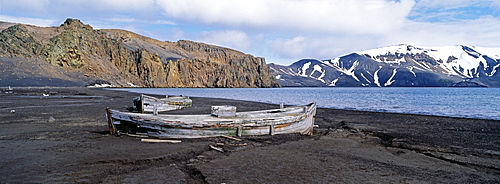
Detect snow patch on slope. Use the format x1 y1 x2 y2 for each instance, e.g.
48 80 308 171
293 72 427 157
374 67 382 87
360 73 371 84
299 62 312 77
295 61 327 83
328 59 360 82
357 44 500 78
311 64 326 83
384 68 398 86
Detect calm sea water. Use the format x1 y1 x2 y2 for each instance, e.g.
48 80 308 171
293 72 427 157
110 87 500 120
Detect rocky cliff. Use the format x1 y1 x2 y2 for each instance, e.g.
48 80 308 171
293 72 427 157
0 19 280 87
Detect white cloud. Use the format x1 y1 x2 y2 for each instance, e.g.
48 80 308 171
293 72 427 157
156 0 416 34
53 0 157 13
0 15 55 27
1 0 161 25
269 36 307 59
92 0 156 11
414 0 499 9
265 33 385 64
198 30 252 51
105 18 175 25
414 0 477 9
263 12 500 64
379 16 500 48
163 28 185 41
0 0 51 14
153 20 176 25
108 18 137 23
493 1 500 9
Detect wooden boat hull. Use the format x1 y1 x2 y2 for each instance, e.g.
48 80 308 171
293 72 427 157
106 103 316 138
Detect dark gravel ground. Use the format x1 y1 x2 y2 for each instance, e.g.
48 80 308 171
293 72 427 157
0 87 498 183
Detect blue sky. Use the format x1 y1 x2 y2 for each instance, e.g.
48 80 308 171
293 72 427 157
1 0 499 65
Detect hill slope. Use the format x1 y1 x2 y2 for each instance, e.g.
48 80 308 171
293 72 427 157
270 44 500 87
0 19 280 87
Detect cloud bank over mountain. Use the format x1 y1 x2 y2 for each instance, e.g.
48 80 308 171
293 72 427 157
157 0 415 34
1 0 500 65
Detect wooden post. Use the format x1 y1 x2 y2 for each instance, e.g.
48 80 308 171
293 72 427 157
269 124 275 135
140 94 145 113
105 107 116 135
237 126 242 137
153 104 158 115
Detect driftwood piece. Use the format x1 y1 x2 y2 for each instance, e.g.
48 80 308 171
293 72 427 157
123 133 149 138
209 145 224 152
141 139 181 143
220 135 242 141
228 143 248 146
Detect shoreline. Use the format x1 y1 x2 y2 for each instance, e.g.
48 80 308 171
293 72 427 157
1 87 499 183
3 86 497 120
104 87 500 121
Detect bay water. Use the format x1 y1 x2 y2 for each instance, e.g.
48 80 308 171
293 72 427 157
110 87 500 120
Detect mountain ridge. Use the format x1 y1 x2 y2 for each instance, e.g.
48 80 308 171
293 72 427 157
269 44 500 87
0 19 280 88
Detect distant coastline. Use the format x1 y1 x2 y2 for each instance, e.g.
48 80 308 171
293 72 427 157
109 87 500 120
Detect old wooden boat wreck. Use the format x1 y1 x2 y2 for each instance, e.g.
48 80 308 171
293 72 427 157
132 94 192 113
106 103 317 138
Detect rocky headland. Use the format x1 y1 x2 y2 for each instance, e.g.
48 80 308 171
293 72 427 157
0 19 280 88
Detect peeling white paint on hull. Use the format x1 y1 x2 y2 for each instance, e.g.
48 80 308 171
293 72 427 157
106 103 317 138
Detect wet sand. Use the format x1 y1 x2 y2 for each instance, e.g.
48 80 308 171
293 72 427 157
0 87 499 183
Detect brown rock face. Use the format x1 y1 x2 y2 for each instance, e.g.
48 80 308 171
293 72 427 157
156 40 279 88
0 19 280 88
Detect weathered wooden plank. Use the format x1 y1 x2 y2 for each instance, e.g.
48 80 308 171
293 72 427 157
220 135 242 141
141 139 181 143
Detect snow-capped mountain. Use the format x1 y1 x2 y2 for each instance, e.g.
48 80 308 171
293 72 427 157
269 44 500 87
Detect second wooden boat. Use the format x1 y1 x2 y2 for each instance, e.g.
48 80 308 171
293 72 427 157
132 94 192 113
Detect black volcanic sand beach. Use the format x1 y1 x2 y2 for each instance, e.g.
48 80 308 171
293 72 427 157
0 87 499 183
